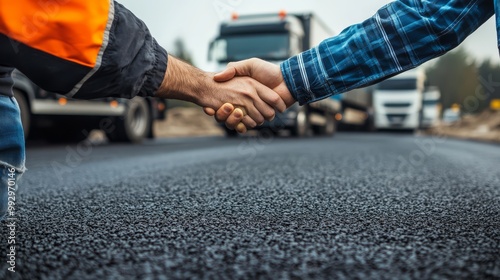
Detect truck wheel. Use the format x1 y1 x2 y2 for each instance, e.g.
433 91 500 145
364 114 376 132
13 90 30 139
107 97 151 143
291 107 311 137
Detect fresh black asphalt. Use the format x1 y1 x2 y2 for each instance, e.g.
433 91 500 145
1 133 499 279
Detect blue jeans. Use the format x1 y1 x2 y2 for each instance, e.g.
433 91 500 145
0 96 25 221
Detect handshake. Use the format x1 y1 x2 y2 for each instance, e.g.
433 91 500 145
158 56 296 134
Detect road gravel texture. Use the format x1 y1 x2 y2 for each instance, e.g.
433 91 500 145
1 133 499 279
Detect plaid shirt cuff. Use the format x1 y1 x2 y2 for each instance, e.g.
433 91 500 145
280 47 336 106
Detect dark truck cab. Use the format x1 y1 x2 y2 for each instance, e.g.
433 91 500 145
209 12 339 137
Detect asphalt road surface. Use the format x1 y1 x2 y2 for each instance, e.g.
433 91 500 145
1 133 499 279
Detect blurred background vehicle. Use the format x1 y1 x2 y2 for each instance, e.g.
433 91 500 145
372 69 425 131
332 88 375 132
421 86 442 128
12 70 167 143
442 107 461 125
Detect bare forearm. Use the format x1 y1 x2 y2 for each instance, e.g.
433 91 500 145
156 55 214 105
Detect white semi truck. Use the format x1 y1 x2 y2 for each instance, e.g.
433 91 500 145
372 69 425 131
209 12 340 137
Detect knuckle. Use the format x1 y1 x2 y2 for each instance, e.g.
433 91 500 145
241 90 253 98
242 118 252 128
271 95 281 105
263 109 275 120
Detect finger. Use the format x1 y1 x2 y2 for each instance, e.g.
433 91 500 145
231 59 255 76
245 105 266 125
253 82 286 113
236 123 247 134
204 107 216 116
241 115 257 129
214 59 255 82
249 82 278 124
225 108 245 130
213 66 236 82
234 106 247 117
215 103 235 122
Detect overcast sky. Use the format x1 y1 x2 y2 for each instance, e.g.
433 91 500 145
118 0 498 70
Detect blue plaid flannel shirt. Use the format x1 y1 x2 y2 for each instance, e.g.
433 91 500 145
281 0 497 105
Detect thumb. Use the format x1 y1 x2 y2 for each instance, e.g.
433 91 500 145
213 66 236 82
203 107 216 116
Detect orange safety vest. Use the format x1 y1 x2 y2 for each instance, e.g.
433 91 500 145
0 0 111 68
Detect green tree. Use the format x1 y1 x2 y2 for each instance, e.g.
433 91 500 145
426 48 480 112
477 59 500 110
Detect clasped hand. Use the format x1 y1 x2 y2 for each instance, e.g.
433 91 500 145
204 58 295 133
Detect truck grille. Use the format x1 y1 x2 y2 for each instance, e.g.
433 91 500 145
384 103 411 108
386 114 407 123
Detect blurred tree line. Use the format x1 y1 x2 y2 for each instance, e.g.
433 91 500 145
173 38 194 65
426 47 500 113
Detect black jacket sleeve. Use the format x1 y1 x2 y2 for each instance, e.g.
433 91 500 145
72 2 168 99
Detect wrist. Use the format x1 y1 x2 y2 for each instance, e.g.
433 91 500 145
276 73 296 108
279 61 300 106
156 55 213 106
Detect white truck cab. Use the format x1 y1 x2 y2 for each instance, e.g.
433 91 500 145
373 69 425 131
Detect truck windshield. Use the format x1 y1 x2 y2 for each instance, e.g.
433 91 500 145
212 34 289 62
378 78 417 91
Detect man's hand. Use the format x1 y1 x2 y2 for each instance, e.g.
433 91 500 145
204 104 248 133
156 55 286 125
205 58 296 131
